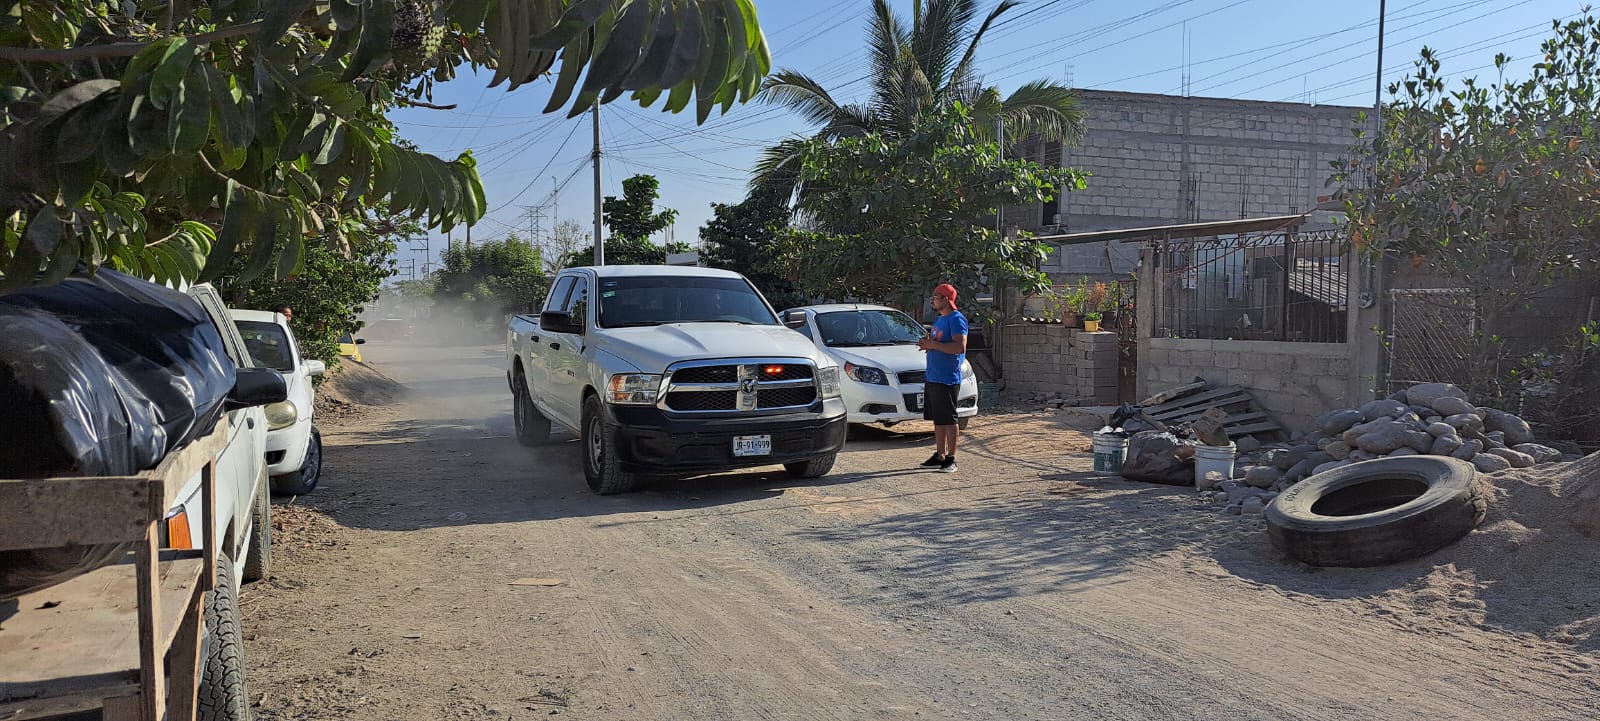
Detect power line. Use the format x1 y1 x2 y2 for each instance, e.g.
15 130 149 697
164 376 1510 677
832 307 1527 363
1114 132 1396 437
487 120 586 214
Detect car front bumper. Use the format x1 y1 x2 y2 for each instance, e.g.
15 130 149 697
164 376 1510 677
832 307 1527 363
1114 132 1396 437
265 418 313 476
604 398 849 474
843 375 980 424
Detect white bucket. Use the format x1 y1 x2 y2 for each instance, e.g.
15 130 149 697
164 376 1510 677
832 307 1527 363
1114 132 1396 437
1092 432 1128 473
1193 443 1237 486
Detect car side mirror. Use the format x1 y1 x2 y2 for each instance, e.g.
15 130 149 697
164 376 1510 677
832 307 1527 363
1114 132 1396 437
225 368 288 410
540 310 584 335
782 311 807 329
355 338 367 345
304 360 327 378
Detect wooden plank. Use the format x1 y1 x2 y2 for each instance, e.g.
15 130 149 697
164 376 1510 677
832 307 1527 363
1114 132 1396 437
1227 421 1286 436
146 418 230 510
0 478 157 552
1151 395 1255 421
134 510 164 721
1142 385 1246 415
0 555 205 702
1138 380 1206 407
165 593 205 721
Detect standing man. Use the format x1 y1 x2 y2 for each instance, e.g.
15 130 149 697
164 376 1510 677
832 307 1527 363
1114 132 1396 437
916 283 967 473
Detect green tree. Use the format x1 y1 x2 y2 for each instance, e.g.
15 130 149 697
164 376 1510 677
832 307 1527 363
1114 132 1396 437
770 102 1084 313
700 188 804 309
433 234 548 321
218 205 418 366
1335 13 1600 423
753 0 1084 199
567 174 686 265
1 1 772 290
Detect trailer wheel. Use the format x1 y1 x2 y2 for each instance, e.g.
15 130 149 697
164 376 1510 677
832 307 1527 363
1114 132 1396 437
199 553 251 721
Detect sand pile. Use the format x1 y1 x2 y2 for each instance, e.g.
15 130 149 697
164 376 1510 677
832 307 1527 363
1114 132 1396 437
314 360 404 421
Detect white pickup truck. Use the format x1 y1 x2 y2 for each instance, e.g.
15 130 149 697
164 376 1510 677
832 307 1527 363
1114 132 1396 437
506 266 848 494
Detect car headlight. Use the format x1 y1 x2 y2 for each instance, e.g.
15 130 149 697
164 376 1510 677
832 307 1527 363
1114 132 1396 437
818 366 842 398
265 400 299 430
962 362 975 380
608 373 662 404
843 362 888 385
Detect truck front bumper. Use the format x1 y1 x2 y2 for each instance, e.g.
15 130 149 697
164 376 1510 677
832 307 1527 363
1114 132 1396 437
605 399 849 474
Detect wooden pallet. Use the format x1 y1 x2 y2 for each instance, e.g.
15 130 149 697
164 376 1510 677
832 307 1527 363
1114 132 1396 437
1142 384 1285 439
1 419 226 721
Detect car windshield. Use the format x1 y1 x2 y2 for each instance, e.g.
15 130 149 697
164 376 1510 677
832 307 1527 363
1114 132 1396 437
237 320 295 371
596 275 779 328
339 332 354 343
815 309 926 347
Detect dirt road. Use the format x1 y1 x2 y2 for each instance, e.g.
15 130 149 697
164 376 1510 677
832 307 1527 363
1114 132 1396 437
243 340 1600 720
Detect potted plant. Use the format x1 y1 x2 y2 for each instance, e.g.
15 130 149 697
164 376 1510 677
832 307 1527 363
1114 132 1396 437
1059 281 1087 327
1100 282 1125 328
1083 311 1104 332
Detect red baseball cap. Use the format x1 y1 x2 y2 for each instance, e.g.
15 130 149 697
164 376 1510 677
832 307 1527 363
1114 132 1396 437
933 283 958 307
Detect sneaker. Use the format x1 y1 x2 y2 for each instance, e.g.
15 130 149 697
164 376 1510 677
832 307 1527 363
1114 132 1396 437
920 452 945 468
939 457 957 473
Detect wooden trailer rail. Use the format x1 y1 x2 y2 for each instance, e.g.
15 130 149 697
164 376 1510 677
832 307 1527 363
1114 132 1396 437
0 417 228 721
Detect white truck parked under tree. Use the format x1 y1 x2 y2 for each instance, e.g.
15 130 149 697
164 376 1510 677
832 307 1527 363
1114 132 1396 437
506 266 848 494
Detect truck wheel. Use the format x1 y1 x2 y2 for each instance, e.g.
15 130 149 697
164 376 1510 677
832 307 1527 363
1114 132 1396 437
270 427 321 495
581 395 637 494
784 453 836 479
513 372 552 446
199 553 252 721
241 484 272 582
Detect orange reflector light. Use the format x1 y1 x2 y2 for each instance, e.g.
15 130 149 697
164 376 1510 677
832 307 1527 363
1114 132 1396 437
165 510 194 550
764 365 785 376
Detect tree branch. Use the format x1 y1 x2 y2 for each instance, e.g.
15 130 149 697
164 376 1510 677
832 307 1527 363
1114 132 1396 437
0 21 265 63
398 99 460 111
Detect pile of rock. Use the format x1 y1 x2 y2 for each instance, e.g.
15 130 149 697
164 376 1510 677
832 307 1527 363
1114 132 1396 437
1202 382 1567 515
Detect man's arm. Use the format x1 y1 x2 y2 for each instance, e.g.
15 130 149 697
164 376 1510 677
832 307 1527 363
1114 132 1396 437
918 333 967 355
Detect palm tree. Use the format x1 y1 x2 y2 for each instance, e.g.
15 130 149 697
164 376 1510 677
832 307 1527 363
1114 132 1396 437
753 0 1086 200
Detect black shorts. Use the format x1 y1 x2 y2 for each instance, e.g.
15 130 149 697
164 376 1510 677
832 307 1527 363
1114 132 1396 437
923 382 960 426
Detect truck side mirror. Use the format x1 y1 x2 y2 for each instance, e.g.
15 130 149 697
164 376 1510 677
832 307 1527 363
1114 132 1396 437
225 368 288 410
540 310 584 335
782 310 807 329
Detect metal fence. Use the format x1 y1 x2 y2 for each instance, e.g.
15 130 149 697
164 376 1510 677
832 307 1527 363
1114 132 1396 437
1153 228 1348 343
1385 288 1478 392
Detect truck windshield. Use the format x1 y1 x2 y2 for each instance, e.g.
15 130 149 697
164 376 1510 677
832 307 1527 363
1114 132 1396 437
815 310 926 347
596 276 778 328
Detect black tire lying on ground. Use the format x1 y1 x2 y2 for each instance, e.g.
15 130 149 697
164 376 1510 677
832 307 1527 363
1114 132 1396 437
1265 456 1486 567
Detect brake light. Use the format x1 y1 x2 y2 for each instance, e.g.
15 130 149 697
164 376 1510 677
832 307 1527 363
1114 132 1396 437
164 510 194 550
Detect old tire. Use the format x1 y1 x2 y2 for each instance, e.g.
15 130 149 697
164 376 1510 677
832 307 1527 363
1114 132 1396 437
1265 456 1485 567
784 453 836 479
270 427 321 496
581 395 637 495
241 484 272 582
199 554 251 721
513 372 552 446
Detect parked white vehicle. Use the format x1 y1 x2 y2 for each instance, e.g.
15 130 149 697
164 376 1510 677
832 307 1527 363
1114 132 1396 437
780 304 979 427
231 309 326 495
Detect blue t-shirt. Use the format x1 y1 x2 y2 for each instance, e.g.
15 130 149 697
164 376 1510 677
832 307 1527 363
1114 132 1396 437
925 310 968 385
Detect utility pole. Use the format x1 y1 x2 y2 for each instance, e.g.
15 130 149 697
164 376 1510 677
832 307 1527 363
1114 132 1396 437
995 118 1004 232
591 103 605 266
521 204 546 243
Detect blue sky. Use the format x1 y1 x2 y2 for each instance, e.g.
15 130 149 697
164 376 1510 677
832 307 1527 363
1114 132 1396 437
387 0 1588 276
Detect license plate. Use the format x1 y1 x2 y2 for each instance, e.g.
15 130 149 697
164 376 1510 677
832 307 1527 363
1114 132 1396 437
915 393 924 410
733 435 772 457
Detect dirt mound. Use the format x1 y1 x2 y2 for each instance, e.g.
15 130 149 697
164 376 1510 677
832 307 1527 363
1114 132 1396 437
321 360 404 406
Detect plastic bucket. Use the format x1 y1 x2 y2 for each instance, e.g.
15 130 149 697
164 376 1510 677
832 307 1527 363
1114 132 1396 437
1092 432 1128 472
1194 443 1237 485
978 382 1001 409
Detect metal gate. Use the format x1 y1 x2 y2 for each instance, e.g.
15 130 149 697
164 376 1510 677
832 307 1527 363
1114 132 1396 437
1386 288 1476 392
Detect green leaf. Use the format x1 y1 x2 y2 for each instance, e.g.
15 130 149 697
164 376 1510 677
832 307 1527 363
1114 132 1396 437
167 68 212 155
314 122 347 165
275 222 304 280
260 0 315 42
341 0 395 82
541 26 591 113
148 37 197 111
207 66 249 155
54 93 117 164
578 0 651 97
238 208 281 284
202 182 253 281
24 206 62 256
657 1 703 93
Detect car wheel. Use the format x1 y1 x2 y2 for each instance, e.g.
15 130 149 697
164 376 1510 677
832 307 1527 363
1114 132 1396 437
270 427 321 495
199 553 251 721
1265 456 1486 567
513 372 552 446
581 395 637 495
241 484 272 582
784 453 837 479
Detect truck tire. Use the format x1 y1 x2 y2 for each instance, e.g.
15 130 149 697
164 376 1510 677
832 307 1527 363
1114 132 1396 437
784 453 836 479
513 371 552 446
241 485 272 582
199 553 251 721
581 395 637 495
270 427 321 495
1265 456 1485 567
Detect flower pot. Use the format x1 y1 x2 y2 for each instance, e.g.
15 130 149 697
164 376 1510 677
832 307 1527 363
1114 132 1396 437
1084 319 1102 332
1060 312 1079 328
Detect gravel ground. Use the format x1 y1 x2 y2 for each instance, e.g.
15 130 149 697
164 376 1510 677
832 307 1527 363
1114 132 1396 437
239 340 1600 720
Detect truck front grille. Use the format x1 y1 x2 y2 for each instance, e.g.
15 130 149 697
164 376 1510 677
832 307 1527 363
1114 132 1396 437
671 365 738 384
759 387 817 408
662 361 819 413
664 390 738 411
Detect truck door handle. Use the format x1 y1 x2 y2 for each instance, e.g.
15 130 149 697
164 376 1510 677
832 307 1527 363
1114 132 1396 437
529 335 539 343
549 342 561 351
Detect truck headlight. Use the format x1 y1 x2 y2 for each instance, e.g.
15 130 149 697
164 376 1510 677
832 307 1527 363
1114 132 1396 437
608 373 662 404
818 366 842 398
844 362 888 385
265 400 299 430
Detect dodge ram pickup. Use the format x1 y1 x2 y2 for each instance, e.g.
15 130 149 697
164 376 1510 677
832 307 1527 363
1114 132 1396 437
507 266 848 494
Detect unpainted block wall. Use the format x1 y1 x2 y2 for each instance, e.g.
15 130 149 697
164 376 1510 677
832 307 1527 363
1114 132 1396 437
1139 338 1351 433
999 324 1119 403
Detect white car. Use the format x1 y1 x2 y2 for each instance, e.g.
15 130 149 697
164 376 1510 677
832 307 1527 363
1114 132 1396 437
781 304 978 427
231 309 326 494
